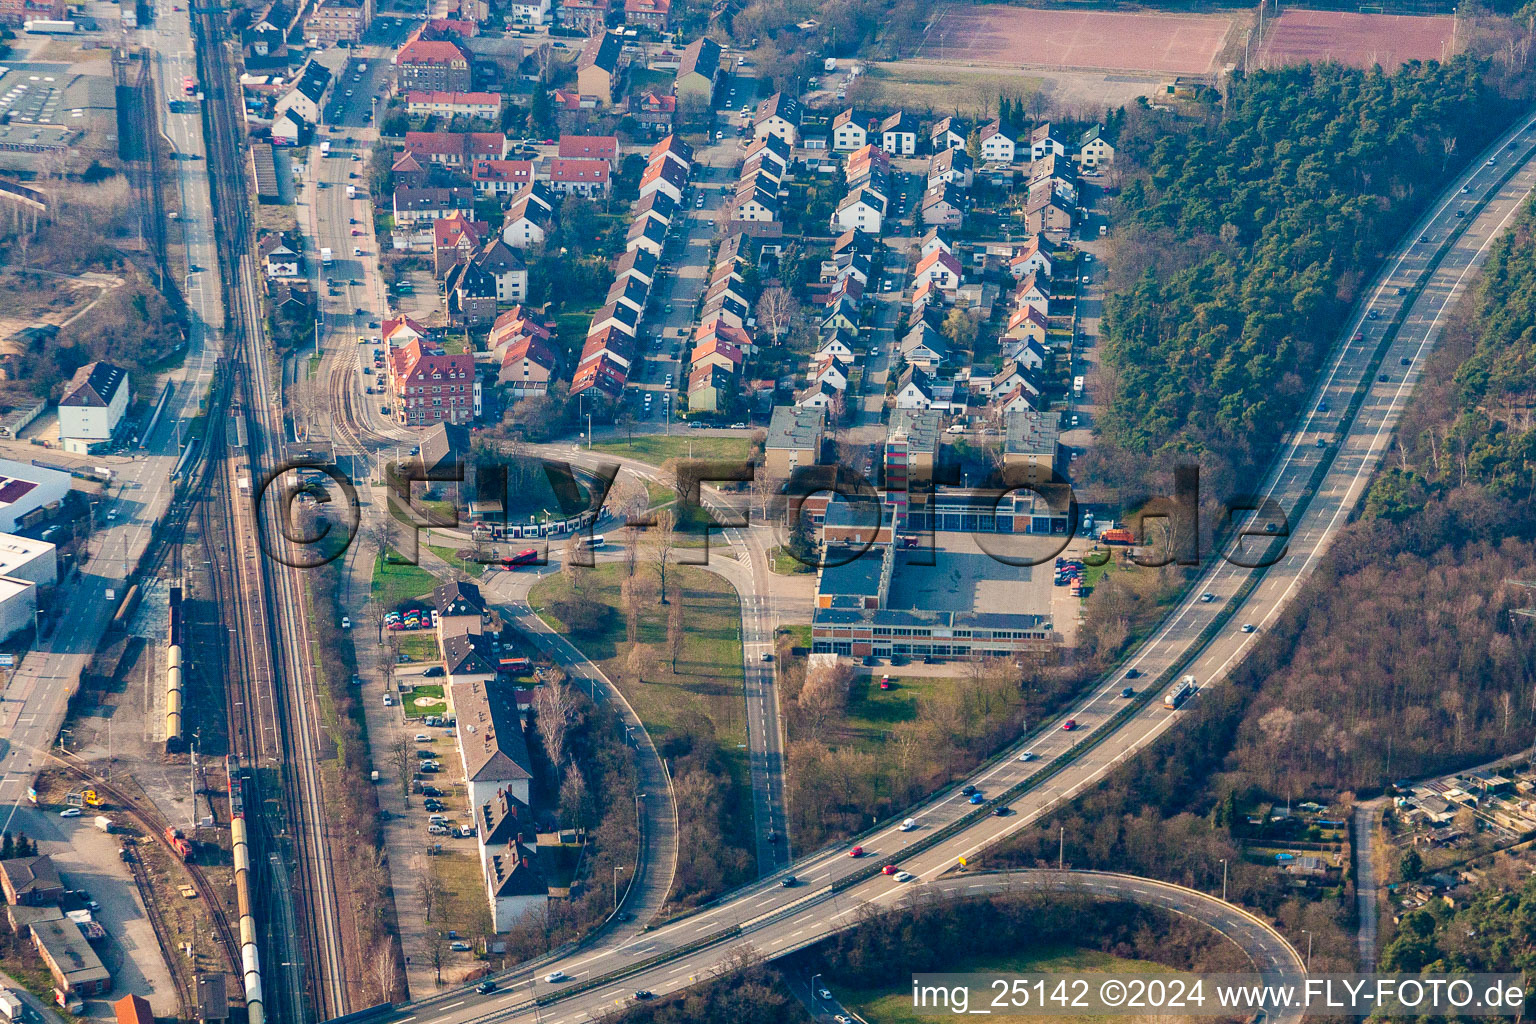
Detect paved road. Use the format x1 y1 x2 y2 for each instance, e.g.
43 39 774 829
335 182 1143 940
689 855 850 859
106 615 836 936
372 102 1536 1024
401 870 1304 1024
1353 800 1381 971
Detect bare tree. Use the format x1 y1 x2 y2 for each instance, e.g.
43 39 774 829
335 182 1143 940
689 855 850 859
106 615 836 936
755 287 800 347
416 861 440 921
391 736 413 802
667 597 685 673
625 644 653 686
532 677 578 769
425 929 448 985
750 468 784 523
622 521 641 578
647 508 678 604
621 575 644 644
371 939 400 1004
370 600 388 644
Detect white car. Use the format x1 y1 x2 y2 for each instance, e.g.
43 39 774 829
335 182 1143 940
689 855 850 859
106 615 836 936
1241 623 1256 633
895 871 915 882
340 616 351 629
60 807 81 818
1017 751 1036 762
898 818 916 831
545 971 569 983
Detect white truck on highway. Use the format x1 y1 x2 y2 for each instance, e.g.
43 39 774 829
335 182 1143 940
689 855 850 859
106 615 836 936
320 247 333 266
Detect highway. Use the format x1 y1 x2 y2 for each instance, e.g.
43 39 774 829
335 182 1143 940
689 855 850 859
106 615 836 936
378 105 1536 1024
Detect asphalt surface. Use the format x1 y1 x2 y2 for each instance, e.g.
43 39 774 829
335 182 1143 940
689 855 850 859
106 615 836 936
375 103 1536 1024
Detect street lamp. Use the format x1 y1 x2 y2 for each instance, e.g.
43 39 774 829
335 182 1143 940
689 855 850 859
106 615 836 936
614 865 626 913
811 974 822 1004
1220 858 1228 902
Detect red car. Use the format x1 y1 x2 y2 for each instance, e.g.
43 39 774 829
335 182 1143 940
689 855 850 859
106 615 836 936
1063 719 1078 731
882 864 897 875
848 846 863 858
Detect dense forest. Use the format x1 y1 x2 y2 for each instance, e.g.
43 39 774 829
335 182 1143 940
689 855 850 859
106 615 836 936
1092 58 1517 500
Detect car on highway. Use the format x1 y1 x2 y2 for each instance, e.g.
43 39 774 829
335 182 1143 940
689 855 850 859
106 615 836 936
848 845 864 857
993 806 1011 817
476 981 497 994
1125 667 1140 678
1241 623 1256 633
894 871 915 882
545 971 568 983
881 864 896 875
1120 686 1135 698
59 807 81 818
968 792 985 804
780 875 797 887
1200 592 1215 602
899 818 916 831
1017 751 1036 761
1063 719 1078 731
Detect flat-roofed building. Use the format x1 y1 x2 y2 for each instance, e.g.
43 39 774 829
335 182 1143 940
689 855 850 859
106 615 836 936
31 915 110 997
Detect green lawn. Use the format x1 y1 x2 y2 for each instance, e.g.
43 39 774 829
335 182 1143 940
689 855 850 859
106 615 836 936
430 849 493 940
591 434 752 467
768 545 815 575
428 543 486 577
529 562 751 844
402 682 447 718
372 547 438 609
397 633 439 662
839 674 944 748
839 944 1175 1024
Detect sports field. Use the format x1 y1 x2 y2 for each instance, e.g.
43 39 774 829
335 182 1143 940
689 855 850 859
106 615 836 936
1257 10 1455 69
922 5 1235 74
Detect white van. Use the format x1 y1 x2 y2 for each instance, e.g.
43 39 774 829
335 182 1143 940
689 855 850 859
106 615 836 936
587 534 606 548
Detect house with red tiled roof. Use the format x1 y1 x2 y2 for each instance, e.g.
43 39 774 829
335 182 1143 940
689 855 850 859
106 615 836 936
570 353 627 399
406 90 502 120
556 0 608 33
548 157 610 198
553 89 600 111
433 213 488 276
629 90 676 132
471 159 536 195
390 150 428 189
396 38 472 91
623 0 669 30
403 131 506 168
382 314 432 347
388 339 477 426
557 135 618 163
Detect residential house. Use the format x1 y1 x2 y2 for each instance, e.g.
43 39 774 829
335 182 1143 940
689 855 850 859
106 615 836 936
1003 305 1049 348
674 36 723 105
831 108 870 151
1025 190 1073 236
992 381 1037 417
913 248 964 292
395 186 476 225
577 30 624 104
605 274 649 317
630 90 676 132
690 335 745 374
469 237 528 303
406 90 501 120
389 339 477 426
815 330 856 362
632 190 676 232
471 159 536 195
811 354 851 391
509 0 549 23
928 146 973 188
58 361 130 454
625 214 668 256
396 38 472 92
649 133 694 175
894 365 952 412
570 351 628 400
554 88 600 112
432 213 488 275
382 314 431 348
1006 334 1049 371
548 157 611 197
1029 122 1066 160
612 246 658 291
0 855 64 906
557 135 618 163
879 111 918 156
557 0 609 32
833 189 885 234
452 677 534 811
978 119 1016 163
391 150 429 189
404 130 505 168
731 182 780 223
501 182 556 248
687 363 734 415
764 405 824 477
752 92 800 147
931 116 966 152
303 0 371 45
1008 235 1054 279
639 153 688 202
443 258 496 332
259 235 301 278
1076 124 1114 170
920 183 965 228
795 379 841 412
983 359 1042 402
919 226 953 260
821 296 859 334
272 58 332 127
495 331 558 397
623 0 670 30
900 323 948 368
1013 272 1050 317
588 300 640 339
431 578 486 641
484 823 547 931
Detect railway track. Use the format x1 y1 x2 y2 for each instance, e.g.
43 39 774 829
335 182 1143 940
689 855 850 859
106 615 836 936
186 3 350 1017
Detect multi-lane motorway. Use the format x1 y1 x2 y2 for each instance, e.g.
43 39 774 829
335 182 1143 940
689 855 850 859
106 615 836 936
377 106 1536 1024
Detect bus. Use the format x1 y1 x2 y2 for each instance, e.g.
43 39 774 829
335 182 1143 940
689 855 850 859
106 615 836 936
1164 676 1196 709
501 548 539 569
